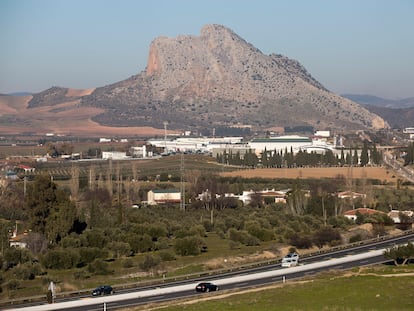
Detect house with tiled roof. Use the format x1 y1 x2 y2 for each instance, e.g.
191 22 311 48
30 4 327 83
9 224 28 248
17 164 35 173
343 208 386 221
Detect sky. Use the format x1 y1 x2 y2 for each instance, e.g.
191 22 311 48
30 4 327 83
1 0 413 99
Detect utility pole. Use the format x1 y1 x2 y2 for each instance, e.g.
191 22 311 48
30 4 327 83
163 121 168 152
180 152 185 211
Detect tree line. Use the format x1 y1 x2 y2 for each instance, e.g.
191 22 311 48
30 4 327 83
216 142 383 168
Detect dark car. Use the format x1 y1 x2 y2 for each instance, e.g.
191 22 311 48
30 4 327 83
195 282 218 292
92 285 113 296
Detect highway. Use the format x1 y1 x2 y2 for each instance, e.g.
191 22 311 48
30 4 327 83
5 232 414 311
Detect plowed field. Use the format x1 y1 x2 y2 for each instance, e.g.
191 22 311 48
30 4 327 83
221 166 397 182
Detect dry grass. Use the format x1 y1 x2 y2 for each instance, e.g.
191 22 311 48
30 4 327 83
0 93 167 136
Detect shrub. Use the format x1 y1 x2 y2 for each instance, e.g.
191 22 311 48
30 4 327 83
12 262 42 280
313 226 341 248
107 242 131 258
87 259 112 275
7 279 20 290
79 247 108 265
290 233 313 249
139 254 161 271
159 250 176 262
228 228 260 246
41 248 80 269
349 234 362 243
174 236 205 256
122 258 134 268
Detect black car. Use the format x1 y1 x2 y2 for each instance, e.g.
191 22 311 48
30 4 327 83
92 285 113 296
195 282 219 292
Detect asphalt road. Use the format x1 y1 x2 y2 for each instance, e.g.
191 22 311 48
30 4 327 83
5 231 414 311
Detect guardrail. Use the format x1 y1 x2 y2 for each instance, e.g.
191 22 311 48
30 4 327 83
1 228 413 307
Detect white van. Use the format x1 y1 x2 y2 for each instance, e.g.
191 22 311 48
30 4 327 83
281 252 299 267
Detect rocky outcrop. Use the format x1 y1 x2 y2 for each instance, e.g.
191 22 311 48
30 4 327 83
79 24 389 132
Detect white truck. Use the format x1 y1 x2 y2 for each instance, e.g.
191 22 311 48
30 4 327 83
281 252 299 267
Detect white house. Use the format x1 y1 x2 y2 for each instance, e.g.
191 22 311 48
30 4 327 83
102 151 128 160
147 189 181 205
130 145 149 158
387 210 414 224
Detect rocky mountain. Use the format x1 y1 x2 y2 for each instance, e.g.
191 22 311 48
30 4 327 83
28 24 388 134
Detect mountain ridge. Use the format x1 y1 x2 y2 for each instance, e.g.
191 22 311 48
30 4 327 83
79 24 387 133
2 24 389 135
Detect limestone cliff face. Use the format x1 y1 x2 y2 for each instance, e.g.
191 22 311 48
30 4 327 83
81 24 388 131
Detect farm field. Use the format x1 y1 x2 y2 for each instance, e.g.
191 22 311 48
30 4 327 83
221 166 398 183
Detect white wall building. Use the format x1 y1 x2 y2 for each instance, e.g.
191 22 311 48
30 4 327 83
130 145 149 158
147 189 181 205
102 151 128 160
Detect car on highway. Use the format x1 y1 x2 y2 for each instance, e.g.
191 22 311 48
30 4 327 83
195 282 219 292
281 252 299 267
92 285 114 296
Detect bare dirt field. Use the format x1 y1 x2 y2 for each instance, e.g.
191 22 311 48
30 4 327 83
221 166 397 182
0 92 167 137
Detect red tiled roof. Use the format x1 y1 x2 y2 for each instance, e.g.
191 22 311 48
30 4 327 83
344 208 385 216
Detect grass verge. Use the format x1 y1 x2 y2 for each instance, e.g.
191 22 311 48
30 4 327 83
132 266 414 311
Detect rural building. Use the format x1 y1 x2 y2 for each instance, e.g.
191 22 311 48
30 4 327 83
130 145 150 158
343 208 385 221
17 164 35 173
9 224 28 248
314 130 330 138
198 188 290 205
387 210 414 224
102 151 128 160
337 191 366 200
147 189 181 205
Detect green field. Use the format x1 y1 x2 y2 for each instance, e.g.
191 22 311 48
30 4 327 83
144 266 414 311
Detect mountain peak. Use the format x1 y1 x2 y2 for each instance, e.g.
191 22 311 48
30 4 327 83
82 25 389 131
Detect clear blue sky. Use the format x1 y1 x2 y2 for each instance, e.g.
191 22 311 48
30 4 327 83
1 0 413 98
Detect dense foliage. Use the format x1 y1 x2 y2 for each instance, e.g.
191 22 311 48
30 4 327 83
0 168 412 300
216 144 383 168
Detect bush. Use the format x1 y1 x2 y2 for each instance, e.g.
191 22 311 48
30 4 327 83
174 236 206 256
12 262 42 280
87 259 112 275
290 233 313 249
349 234 362 243
313 226 341 248
7 279 20 290
228 228 260 246
139 254 161 271
159 250 176 262
122 258 134 268
126 234 153 253
79 247 108 265
4 248 32 269
41 248 80 269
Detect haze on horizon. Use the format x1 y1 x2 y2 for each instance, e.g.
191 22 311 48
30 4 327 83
1 0 413 99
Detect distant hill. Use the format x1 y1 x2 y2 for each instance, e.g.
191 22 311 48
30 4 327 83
342 94 414 109
6 92 33 96
343 94 414 128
